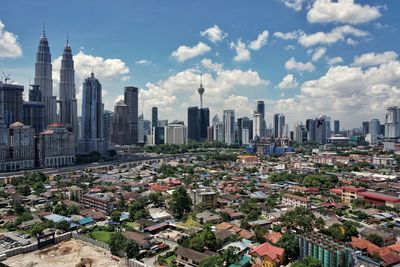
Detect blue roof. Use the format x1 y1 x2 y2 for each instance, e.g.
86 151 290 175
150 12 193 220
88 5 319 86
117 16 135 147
120 212 129 221
229 256 251 267
78 216 94 225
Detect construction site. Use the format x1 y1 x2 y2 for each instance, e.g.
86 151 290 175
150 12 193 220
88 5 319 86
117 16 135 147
2 239 125 267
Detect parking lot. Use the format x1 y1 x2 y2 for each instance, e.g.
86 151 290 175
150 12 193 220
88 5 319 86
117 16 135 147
0 232 33 252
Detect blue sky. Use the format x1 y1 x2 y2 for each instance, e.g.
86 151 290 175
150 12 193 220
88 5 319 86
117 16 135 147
1 0 400 129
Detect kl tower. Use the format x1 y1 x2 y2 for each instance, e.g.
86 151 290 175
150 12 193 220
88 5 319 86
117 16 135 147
198 74 205 108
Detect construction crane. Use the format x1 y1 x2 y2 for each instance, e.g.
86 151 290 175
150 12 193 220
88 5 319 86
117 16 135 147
0 68 14 84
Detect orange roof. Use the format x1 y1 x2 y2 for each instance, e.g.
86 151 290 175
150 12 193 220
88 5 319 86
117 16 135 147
265 231 282 244
216 222 233 231
388 243 400 253
251 242 284 261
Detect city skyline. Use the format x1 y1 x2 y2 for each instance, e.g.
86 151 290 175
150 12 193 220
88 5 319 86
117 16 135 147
0 0 400 128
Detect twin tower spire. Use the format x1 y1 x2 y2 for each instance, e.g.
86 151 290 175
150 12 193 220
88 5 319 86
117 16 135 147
34 25 78 139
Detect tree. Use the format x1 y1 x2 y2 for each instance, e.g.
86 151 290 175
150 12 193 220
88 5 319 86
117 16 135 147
66 205 80 215
291 256 322 267
17 185 31 196
199 255 224 267
169 186 192 219
221 247 241 266
110 232 127 256
111 211 121 223
56 220 70 232
367 233 384 247
188 226 220 251
126 240 140 259
149 192 164 206
31 223 46 236
276 233 299 261
280 207 324 233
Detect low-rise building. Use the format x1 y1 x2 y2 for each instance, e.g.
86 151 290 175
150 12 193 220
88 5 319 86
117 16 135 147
80 193 114 215
329 186 366 203
250 242 285 267
190 189 218 208
282 193 311 208
175 246 212 267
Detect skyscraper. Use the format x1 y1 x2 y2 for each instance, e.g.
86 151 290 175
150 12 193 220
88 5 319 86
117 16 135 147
111 100 130 145
0 83 23 126
315 116 328 144
23 84 45 134
78 72 108 154
187 107 200 142
334 120 340 134
384 106 400 141
253 112 261 138
124 86 138 144
103 110 113 142
257 100 266 137
59 36 78 139
273 113 285 138
198 75 205 109
34 28 57 125
223 109 235 145
152 107 158 130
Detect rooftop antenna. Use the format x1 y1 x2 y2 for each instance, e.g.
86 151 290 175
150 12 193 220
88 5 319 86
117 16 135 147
42 22 46 37
198 73 205 109
66 32 69 46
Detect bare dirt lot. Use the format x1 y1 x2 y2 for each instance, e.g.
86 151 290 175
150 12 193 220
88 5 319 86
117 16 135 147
2 239 125 267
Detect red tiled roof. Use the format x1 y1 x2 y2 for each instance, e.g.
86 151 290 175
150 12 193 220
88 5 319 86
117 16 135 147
251 242 284 261
340 186 366 193
265 231 282 244
358 192 400 203
283 193 310 202
388 243 400 253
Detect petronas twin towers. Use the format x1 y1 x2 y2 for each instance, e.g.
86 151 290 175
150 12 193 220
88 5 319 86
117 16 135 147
34 28 78 140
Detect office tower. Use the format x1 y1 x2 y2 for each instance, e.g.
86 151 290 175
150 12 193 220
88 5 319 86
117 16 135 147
38 123 75 167
151 107 158 130
315 116 328 144
23 84 45 135
198 75 205 109
273 113 285 138
0 83 23 126
294 123 307 144
199 108 209 141
237 118 243 144
187 107 209 142
0 121 35 172
306 119 316 142
385 106 400 141
78 72 108 154
242 117 253 141
59 37 78 139
103 110 113 141
164 121 188 145
207 126 214 142
212 115 220 142
325 116 331 138
143 119 151 142
334 120 340 134
111 100 130 145
138 113 145 143
223 109 235 145
257 100 266 137
253 112 261 138
34 28 57 125
124 86 138 144
366 119 380 144
242 129 250 145
152 126 165 145
362 121 369 137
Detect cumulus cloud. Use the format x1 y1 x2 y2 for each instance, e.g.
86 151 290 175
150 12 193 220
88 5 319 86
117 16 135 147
0 20 22 58
139 66 268 121
353 51 398 67
280 0 307 11
200 25 228 43
327 56 344 66
298 25 368 47
285 57 315 72
273 31 300 40
249 31 269 50
230 39 251 62
278 74 299 89
307 0 381 25
171 42 211 62
312 47 327 61
135 59 152 65
201 58 223 72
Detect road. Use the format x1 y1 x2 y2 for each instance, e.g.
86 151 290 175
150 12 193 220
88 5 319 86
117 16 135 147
142 238 178 267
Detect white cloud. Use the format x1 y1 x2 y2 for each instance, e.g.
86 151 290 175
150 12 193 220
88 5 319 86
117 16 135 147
223 95 254 118
249 31 269 50
273 31 300 40
281 0 307 11
327 56 344 66
307 0 381 25
230 39 251 62
171 42 211 62
298 25 368 47
121 76 131 82
201 58 223 72
278 74 299 89
135 59 152 65
285 45 295 51
0 20 22 58
312 47 327 61
139 66 268 122
200 25 228 43
285 57 315 72
353 51 398 67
